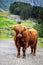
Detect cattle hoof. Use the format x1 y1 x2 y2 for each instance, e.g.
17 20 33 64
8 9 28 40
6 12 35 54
33 53 36 56
23 56 26 58
17 55 20 58
30 52 33 55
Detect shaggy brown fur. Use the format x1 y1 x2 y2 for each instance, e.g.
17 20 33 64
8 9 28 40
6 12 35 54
12 25 38 58
22 28 38 57
12 24 26 34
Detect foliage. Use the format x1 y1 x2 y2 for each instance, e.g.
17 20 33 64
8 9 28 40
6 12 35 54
38 38 43 48
0 16 17 28
33 23 43 37
21 21 34 27
32 6 43 21
20 5 32 19
0 11 9 16
0 17 17 39
9 2 33 19
9 2 43 20
9 2 22 15
38 43 43 48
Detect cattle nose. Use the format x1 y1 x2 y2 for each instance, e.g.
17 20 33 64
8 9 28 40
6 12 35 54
17 34 22 38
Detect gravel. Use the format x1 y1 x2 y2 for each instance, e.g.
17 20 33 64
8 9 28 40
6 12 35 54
0 40 43 65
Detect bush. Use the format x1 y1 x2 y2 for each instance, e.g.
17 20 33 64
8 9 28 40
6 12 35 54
9 2 43 20
20 8 29 20
38 7 43 20
32 6 39 18
9 2 33 19
32 6 43 20
9 2 22 15
9 3 14 13
13 7 21 15
20 5 32 20
33 23 43 37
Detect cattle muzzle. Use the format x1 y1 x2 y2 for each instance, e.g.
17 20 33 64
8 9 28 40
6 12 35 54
17 34 22 39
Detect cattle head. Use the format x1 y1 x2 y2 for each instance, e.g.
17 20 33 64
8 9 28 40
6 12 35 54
12 24 26 36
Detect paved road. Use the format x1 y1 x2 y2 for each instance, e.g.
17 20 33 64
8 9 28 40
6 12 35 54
0 40 43 65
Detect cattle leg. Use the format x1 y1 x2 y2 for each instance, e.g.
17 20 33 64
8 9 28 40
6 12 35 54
33 40 37 56
22 47 26 58
22 43 28 58
17 47 20 58
33 44 37 56
30 46 34 54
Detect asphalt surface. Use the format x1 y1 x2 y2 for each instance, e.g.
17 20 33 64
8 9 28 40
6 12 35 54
0 40 43 65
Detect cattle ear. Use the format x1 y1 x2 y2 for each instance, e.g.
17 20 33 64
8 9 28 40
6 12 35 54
12 26 17 31
24 27 26 31
12 26 19 34
22 27 26 32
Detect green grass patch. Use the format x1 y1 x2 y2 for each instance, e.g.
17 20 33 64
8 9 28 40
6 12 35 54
38 38 43 48
21 21 35 27
0 17 17 28
0 30 15 39
38 43 43 48
0 16 17 39
0 11 10 16
38 38 42 41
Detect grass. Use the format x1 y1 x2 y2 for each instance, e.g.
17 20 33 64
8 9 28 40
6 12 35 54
38 43 43 48
0 11 10 16
38 38 43 48
0 16 17 28
21 21 35 27
38 38 42 41
0 16 17 39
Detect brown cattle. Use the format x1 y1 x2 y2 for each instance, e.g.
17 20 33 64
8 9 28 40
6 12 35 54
22 28 38 57
12 24 38 58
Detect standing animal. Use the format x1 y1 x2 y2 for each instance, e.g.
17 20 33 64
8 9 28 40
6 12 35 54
22 28 38 57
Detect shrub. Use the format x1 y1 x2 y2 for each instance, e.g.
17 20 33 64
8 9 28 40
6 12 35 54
20 5 32 20
32 6 43 20
9 2 43 20
32 6 39 18
9 2 22 15
9 2 33 19
33 23 43 37
9 3 14 13
20 8 29 20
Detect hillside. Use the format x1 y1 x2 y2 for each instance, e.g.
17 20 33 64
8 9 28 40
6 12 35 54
0 0 43 11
